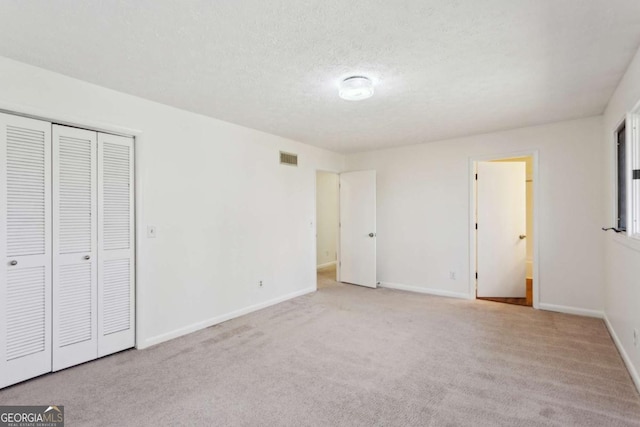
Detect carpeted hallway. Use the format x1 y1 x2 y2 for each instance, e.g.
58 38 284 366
1 270 639 426
317 264 339 289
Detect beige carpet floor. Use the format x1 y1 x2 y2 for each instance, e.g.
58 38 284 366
1 266 639 426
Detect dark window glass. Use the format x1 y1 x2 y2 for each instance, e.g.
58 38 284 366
618 123 627 231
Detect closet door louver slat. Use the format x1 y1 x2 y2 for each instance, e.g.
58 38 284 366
6 267 46 360
102 259 131 334
0 113 52 389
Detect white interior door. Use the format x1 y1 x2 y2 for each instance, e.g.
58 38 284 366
0 113 52 388
339 170 376 288
98 132 135 356
477 162 527 298
52 125 98 371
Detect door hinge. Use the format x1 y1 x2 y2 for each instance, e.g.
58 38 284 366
475 223 478 230
475 272 478 280
475 173 478 180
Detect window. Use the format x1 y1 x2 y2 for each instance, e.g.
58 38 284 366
631 112 640 238
617 107 640 241
616 122 627 231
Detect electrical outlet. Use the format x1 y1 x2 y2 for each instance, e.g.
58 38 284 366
259 280 263 287
449 271 457 280
147 226 156 238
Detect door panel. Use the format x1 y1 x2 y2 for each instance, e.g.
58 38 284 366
339 170 376 288
477 162 527 298
52 125 98 371
0 113 52 388
98 133 135 356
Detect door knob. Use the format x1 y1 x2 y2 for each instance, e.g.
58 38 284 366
519 235 527 240
9 260 17 266
84 255 91 260
368 233 376 238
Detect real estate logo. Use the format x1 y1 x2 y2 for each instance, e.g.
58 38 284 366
0 405 64 427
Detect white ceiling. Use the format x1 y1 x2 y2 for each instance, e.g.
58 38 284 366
1 1 640 153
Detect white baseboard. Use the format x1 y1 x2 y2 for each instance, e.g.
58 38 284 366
316 261 337 269
537 303 603 318
379 281 471 300
603 314 640 394
138 286 316 349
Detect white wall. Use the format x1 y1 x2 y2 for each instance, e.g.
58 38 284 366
345 116 604 313
602 44 640 389
0 56 344 348
316 172 339 267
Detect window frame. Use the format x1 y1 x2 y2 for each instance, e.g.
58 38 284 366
616 101 640 242
616 121 627 232
629 109 640 239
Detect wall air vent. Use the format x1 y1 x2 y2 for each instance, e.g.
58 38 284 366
280 151 298 166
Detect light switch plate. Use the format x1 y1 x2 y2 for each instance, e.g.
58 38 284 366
147 226 157 238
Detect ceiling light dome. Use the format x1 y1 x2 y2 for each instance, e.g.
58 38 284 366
339 76 374 101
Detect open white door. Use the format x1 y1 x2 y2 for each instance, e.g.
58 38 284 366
340 170 376 288
477 162 526 298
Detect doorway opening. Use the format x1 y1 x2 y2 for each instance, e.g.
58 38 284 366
316 171 340 289
473 154 536 307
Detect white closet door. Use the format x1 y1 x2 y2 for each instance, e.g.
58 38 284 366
52 125 98 371
98 133 135 356
0 113 52 388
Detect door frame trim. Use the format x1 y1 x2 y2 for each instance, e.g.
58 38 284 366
468 150 540 309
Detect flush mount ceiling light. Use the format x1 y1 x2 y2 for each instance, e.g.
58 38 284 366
338 76 374 101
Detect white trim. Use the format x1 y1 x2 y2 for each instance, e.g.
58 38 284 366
134 136 144 350
612 233 640 253
379 281 472 300
138 286 316 349
0 101 142 137
469 150 540 309
537 303 603 318
603 313 640 394
317 261 337 269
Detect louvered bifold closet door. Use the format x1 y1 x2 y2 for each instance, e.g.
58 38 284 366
52 125 98 371
98 133 134 357
0 113 52 388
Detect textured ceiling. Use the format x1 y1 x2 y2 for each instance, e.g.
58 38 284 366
1 1 640 153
